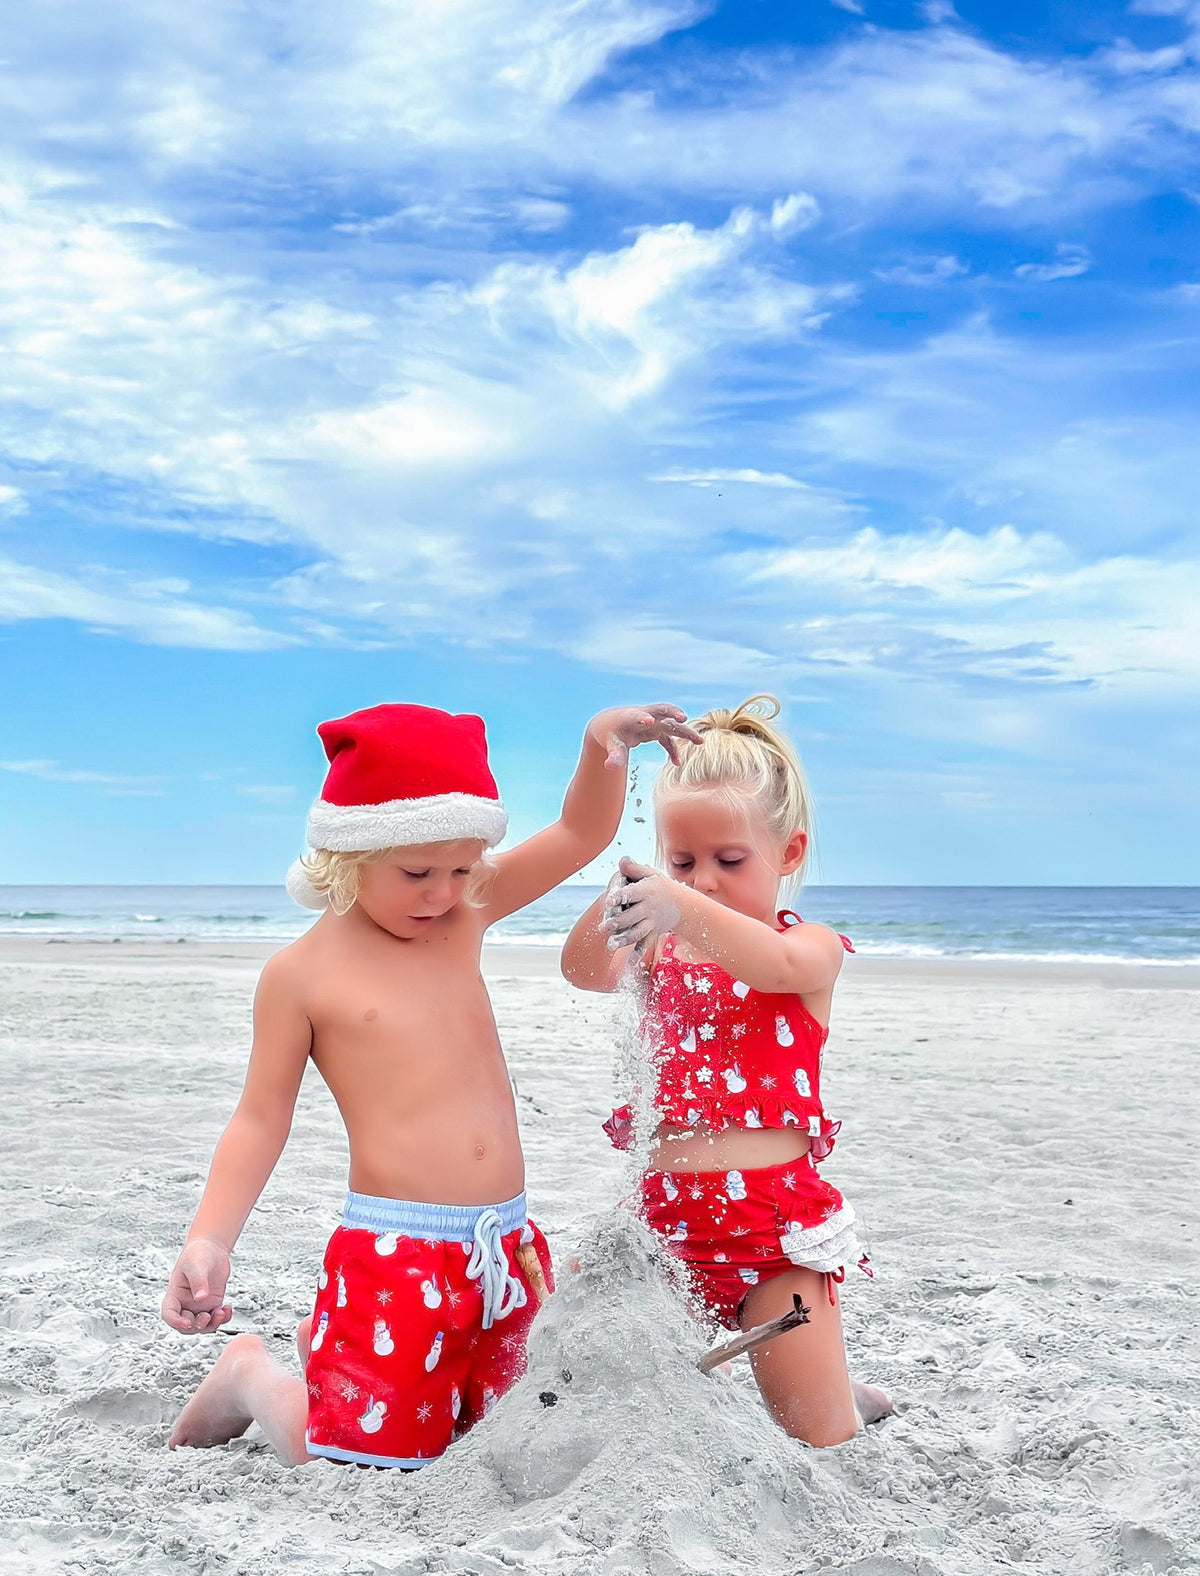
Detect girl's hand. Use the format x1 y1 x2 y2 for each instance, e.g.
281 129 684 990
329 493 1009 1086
588 705 702 770
601 857 682 951
162 1238 233 1334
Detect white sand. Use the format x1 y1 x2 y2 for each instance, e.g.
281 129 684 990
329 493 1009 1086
1 938 1197 1575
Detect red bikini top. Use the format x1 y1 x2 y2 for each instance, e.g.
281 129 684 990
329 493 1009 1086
642 911 854 1157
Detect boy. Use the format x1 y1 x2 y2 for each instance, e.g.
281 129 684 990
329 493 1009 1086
163 699 697 1468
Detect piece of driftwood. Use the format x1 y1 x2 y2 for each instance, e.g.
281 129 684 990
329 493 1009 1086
697 1294 811 1373
515 1240 551 1303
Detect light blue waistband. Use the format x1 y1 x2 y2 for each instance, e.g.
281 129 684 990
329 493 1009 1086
341 1189 528 1240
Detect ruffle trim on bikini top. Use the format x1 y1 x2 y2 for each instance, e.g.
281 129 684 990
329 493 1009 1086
602 1100 840 1159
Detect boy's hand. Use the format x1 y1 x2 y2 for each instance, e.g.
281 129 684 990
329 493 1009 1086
161 1238 233 1334
601 857 682 951
589 705 702 770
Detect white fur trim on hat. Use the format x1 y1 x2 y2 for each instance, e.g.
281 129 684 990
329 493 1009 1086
306 792 507 853
286 858 329 911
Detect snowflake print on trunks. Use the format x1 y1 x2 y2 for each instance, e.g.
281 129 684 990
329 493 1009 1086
693 976 712 994
698 1024 716 1041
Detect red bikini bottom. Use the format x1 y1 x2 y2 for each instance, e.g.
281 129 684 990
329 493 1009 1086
639 1155 871 1329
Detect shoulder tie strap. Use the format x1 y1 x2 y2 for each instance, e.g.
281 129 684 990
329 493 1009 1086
777 910 855 952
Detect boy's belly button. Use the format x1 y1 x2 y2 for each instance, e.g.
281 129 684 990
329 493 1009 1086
474 1144 486 1159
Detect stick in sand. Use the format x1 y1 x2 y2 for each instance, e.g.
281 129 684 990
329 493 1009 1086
515 1240 551 1303
697 1294 811 1374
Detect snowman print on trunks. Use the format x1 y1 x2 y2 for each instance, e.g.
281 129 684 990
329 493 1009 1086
678 1028 697 1056
731 980 750 1000
722 1064 747 1094
662 1174 679 1203
317 1265 328 1291
793 1067 812 1099
425 1332 444 1372
450 1384 462 1421
744 1107 763 1127
336 1270 347 1307
668 1220 689 1243
374 1231 399 1257
421 1274 443 1309
724 1170 748 1202
738 1268 760 1285
775 1014 795 1049
310 1310 330 1351
359 1396 387 1435
372 1318 394 1357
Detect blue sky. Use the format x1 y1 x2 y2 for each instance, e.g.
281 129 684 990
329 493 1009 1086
2 0 1198 885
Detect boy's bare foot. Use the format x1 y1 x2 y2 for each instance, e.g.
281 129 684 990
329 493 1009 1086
852 1380 894 1426
168 1333 261 1449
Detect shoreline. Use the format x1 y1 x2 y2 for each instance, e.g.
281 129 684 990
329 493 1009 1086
0 933 1197 987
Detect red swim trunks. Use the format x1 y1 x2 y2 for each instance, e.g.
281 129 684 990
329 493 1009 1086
639 1157 870 1329
305 1191 553 1469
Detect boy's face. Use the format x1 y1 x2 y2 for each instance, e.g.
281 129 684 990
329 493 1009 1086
355 840 485 939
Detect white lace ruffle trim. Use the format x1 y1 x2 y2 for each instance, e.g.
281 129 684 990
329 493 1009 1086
779 1203 864 1275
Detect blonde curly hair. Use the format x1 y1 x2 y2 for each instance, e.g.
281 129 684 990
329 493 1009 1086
653 694 816 883
298 846 495 915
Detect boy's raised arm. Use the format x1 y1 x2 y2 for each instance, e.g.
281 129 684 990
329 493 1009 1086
161 955 313 1333
480 704 699 926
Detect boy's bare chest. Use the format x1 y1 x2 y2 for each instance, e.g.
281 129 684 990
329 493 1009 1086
305 939 498 1053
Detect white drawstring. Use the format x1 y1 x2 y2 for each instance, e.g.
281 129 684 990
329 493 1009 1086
465 1208 527 1329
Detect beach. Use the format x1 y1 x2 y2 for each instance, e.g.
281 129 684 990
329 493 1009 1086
1 938 1197 1575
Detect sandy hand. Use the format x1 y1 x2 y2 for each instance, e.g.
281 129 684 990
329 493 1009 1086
162 1238 234 1334
590 704 702 770
601 857 681 951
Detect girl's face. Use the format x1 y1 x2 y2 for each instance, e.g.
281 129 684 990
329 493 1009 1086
657 791 806 925
355 839 485 939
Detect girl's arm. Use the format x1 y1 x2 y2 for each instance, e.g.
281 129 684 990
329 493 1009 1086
478 705 698 927
607 858 846 996
161 954 313 1333
561 889 645 992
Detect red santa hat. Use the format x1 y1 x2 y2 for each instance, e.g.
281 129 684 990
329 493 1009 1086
285 703 507 910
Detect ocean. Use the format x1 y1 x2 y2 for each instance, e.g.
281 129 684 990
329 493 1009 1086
1 884 1198 965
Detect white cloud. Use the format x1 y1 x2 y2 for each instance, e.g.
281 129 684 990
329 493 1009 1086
567 621 775 687
1014 244 1091 282
235 784 297 806
733 524 1200 690
829 0 865 13
875 254 967 285
0 556 290 650
0 485 26 515
0 758 165 795
652 468 811 489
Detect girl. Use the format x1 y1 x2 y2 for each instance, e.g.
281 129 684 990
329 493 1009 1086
562 695 890 1447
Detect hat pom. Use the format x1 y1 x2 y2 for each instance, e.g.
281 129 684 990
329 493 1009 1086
286 857 328 911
